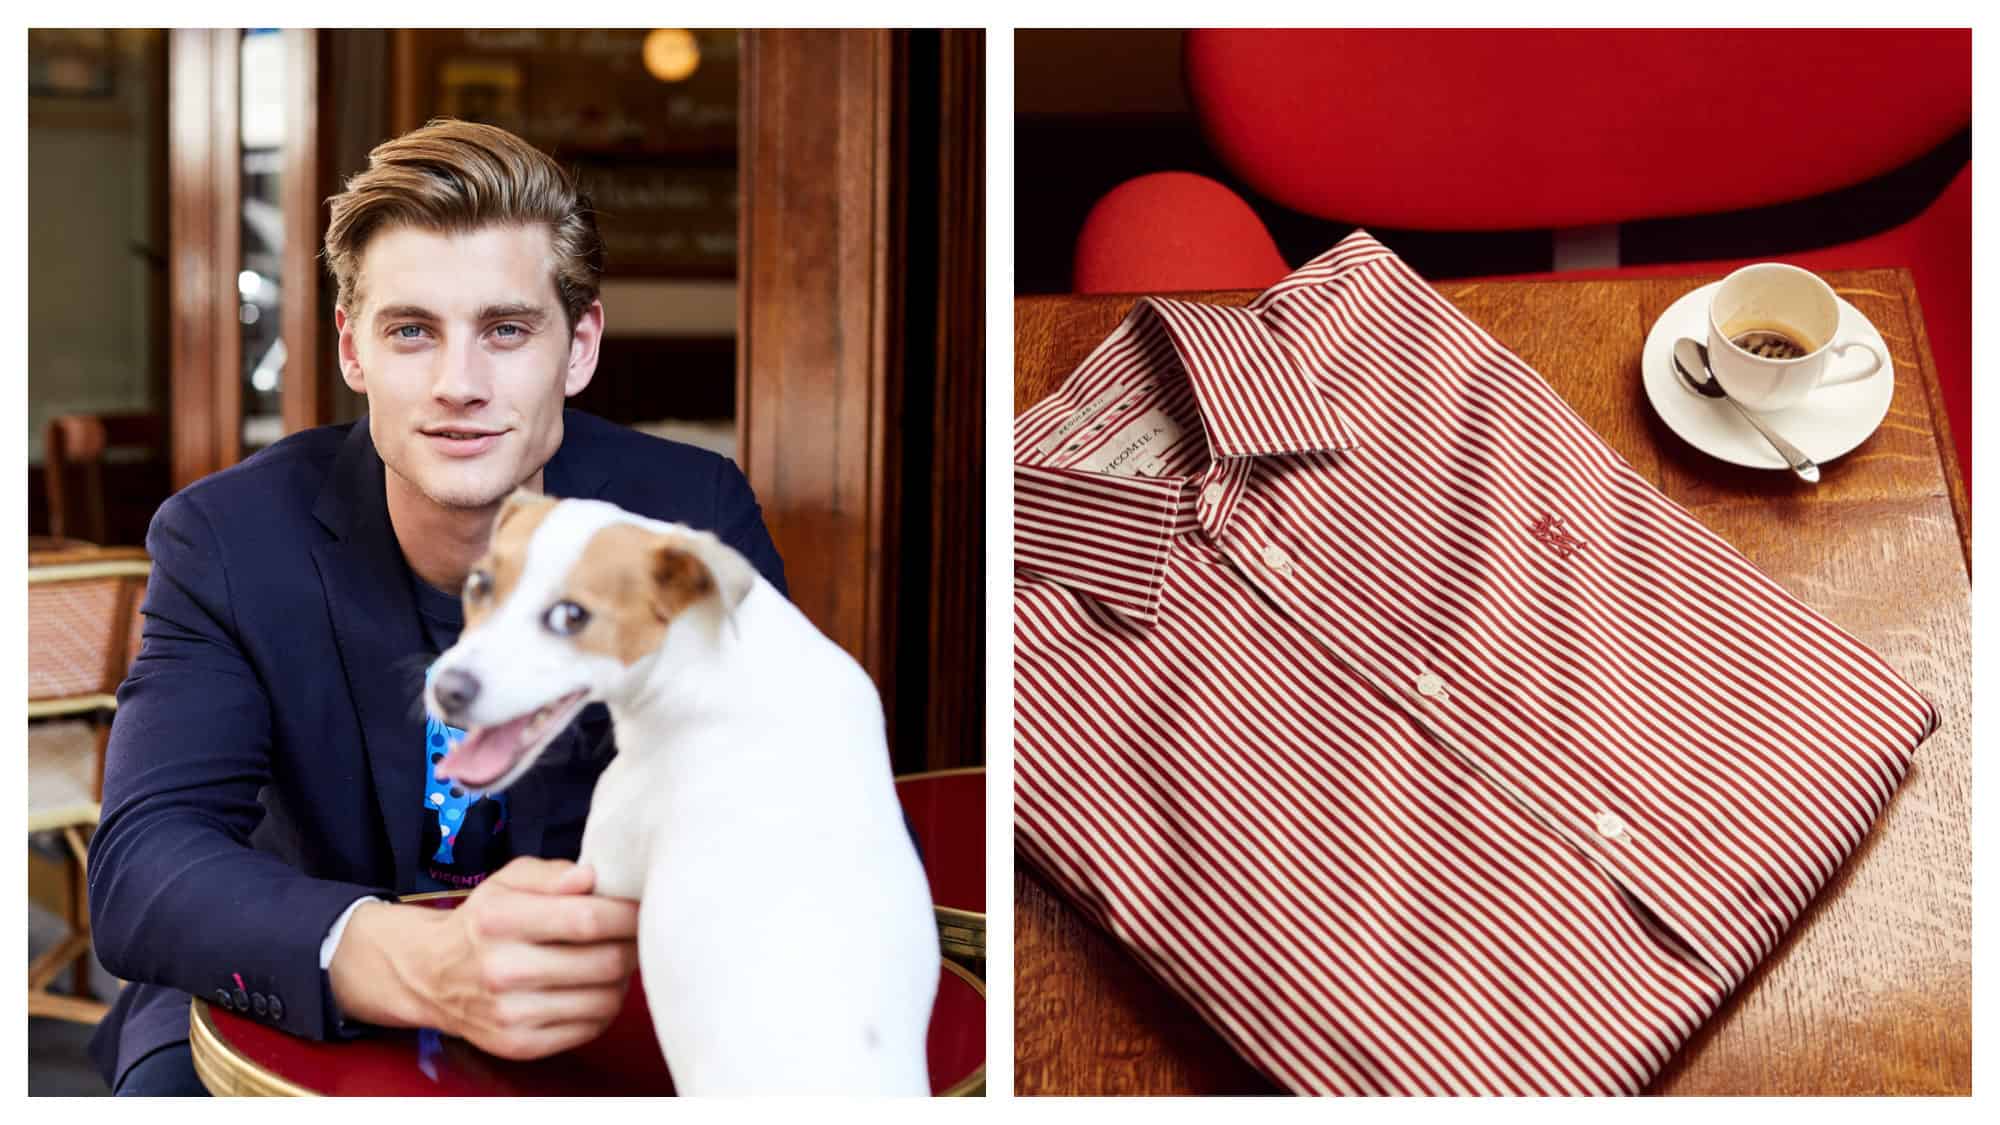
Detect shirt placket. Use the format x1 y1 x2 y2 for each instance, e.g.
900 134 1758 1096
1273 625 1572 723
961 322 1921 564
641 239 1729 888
1210 468 1735 991
1190 459 1253 543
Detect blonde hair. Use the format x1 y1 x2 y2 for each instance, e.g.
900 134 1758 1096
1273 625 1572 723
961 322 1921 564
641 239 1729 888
323 118 604 328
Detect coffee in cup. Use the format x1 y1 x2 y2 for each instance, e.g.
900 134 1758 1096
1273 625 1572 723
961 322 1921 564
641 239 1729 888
1705 263 1885 413
1723 322 1811 360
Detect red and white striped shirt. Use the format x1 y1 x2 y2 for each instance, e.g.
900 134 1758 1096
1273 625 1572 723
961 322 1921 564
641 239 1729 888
1012 230 1940 1096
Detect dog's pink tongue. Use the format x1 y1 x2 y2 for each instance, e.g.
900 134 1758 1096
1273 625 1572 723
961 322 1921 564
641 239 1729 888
436 714 535 788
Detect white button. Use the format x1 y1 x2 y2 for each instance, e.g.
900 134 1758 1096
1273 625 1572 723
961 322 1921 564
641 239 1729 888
1202 483 1225 506
1593 811 1628 840
1261 545 1290 572
1415 672 1446 698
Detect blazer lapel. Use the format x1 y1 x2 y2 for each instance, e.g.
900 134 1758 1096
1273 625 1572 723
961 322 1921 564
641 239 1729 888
311 420 429 892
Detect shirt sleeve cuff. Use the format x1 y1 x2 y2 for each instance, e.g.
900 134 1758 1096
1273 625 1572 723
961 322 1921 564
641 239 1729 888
319 895 387 1039
318 896 375 970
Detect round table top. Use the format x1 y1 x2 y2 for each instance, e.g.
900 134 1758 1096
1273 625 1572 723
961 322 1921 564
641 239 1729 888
190 892 984 1096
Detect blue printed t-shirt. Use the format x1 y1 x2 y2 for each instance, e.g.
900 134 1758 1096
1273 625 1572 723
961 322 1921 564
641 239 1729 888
412 577 513 892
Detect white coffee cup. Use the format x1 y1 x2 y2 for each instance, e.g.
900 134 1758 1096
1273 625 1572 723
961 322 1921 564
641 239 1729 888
1704 263 1885 413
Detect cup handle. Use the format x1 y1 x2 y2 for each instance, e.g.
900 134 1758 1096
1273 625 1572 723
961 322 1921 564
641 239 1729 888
1820 340 1885 387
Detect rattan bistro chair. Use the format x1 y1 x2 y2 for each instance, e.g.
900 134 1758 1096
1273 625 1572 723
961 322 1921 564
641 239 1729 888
28 546 150 1025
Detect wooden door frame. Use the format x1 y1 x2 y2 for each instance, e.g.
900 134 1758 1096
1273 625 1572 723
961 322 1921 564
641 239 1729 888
279 29 330 436
168 28 325 490
737 29 985 771
737 28 907 723
167 28 240 491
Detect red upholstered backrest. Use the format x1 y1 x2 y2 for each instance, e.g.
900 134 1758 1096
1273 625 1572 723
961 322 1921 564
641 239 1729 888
1186 29 1969 230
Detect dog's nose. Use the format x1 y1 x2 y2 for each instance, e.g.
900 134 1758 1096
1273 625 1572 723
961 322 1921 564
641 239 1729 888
433 668 480 716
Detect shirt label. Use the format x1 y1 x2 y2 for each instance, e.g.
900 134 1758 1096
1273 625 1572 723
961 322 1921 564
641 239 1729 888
1033 385 1131 457
1071 406 1185 478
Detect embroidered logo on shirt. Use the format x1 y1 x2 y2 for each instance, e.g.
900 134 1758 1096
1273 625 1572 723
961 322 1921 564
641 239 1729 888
1529 514 1587 559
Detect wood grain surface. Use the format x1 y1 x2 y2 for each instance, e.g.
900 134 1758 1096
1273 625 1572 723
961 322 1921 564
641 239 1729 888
738 29 903 707
1011 270 1971 1096
167 28 242 490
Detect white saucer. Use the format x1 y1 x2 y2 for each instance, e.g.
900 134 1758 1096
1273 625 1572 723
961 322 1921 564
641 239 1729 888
1640 281 1894 471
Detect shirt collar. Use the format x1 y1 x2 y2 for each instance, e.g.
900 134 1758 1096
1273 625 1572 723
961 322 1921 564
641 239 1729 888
1138 296 1360 459
1015 232 1385 624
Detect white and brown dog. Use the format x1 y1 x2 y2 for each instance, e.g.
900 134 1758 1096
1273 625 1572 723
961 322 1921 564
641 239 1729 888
423 490 939 1094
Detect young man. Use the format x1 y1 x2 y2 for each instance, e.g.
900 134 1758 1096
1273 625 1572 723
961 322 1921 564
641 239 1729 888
86 119 787 1095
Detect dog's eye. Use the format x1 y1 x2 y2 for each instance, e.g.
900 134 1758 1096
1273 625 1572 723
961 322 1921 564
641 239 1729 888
463 570 492 603
544 601 591 635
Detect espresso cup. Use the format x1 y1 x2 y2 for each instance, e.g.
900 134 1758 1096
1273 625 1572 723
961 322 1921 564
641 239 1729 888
1704 263 1885 413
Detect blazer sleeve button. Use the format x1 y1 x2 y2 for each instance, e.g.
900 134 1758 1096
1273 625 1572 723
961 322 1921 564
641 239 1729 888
233 988 250 1011
213 989 232 1011
252 993 268 1016
268 996 284 1021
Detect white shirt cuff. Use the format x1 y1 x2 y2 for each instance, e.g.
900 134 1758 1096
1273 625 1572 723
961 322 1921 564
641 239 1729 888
318 896 376 971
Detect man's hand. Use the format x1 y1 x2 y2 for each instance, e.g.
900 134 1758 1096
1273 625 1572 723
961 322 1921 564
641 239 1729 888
329 857 640 1060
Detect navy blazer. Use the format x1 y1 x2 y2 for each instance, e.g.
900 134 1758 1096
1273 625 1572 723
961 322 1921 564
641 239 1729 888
85 410 786 1088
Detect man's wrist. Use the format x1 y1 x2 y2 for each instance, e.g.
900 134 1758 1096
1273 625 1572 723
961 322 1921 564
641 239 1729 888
326 901 451 1033
320 896 378 970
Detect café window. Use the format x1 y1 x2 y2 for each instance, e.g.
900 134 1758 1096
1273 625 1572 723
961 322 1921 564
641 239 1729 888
27 29 171 546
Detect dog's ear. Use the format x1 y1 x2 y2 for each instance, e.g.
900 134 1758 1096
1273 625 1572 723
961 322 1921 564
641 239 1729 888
651 529 757 622
493 487 552 539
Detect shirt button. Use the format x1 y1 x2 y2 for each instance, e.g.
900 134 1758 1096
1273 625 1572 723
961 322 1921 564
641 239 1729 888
1261 545 1290 572
1202 483 1225 506
1416 672 1446 698
1593 811 1629 840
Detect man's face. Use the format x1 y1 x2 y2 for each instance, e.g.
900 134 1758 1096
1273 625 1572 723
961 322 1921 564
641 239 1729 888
335 223 603 513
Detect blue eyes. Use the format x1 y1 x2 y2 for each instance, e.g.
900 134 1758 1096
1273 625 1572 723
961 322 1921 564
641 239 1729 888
388 324 527 342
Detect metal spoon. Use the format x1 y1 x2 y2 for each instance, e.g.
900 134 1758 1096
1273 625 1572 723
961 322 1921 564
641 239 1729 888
1671 337 1819 484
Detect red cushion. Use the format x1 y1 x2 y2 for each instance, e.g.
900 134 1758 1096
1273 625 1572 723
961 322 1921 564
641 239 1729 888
1073 172 1289 294
1186 29 1969 230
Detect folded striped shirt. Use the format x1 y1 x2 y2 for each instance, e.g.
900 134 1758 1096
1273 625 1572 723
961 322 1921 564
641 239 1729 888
1012 230 1940 1095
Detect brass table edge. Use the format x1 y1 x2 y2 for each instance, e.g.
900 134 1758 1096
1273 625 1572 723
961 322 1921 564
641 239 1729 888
894 765 986 782
935 904 984 927
938 958 987 1097
191 936 986 1097
397 888 472 904
189 998 321 1097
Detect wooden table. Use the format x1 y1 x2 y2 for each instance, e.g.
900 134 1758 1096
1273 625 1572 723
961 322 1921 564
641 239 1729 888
1012 271 1972 1096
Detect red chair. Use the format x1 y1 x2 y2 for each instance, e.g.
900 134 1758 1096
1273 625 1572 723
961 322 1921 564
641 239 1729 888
894 767 985 968
1073 30 1970 489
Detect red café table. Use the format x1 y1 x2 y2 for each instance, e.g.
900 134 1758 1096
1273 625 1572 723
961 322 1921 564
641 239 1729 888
893 767 985 965
188 891 984 1096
